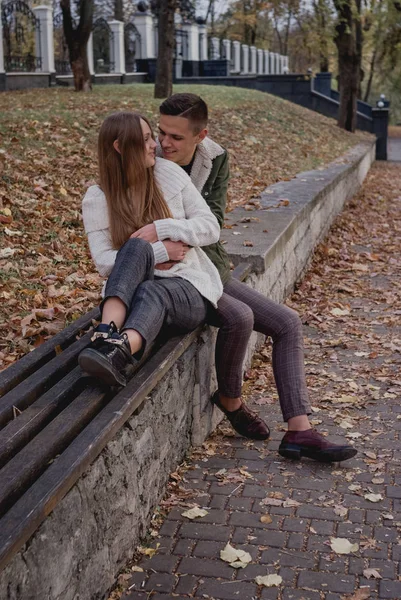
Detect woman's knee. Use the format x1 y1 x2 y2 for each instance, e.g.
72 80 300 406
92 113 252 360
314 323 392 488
119 237 153 258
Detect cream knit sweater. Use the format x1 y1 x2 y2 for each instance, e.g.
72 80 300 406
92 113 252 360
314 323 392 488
82 157 223 307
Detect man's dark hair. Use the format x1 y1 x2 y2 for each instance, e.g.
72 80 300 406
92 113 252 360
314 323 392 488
159 93 208 133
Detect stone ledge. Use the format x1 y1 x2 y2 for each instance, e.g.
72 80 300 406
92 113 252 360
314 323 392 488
0 139 376 600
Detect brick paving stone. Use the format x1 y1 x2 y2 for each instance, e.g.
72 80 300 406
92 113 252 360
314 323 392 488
179 522 231 542
144 572 176 593
282 517 309 532
208 494 228 509
297 571 355 592
140 554 179 573
229 511 281 529
392 544 401 560
319 556 348 573
261 549 316 569
174 573 198 595
227 496 254 511
178 556 233 579
173 538 195 556
195 577 258 599
286 532 305 549
310 519 336 535
283 590 321 600
260 589 280 600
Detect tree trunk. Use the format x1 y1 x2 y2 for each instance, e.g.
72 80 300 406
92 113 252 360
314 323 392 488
334 0 361 132
363 46 377 103
114 0 124 21
154 0 176 98
61 0 93 92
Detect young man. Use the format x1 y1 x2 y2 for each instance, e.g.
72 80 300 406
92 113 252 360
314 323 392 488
157 93 358 463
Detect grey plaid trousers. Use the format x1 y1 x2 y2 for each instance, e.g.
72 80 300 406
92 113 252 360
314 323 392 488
103 238 208 353
208 277 311 422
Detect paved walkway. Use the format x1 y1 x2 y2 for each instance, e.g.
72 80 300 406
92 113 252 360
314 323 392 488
388 137 401 162
115 163 401 600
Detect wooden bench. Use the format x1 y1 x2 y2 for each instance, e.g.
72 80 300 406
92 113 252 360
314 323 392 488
0 262 251 574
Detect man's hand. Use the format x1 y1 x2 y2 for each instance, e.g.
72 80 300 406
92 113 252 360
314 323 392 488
131 223 158 243
163 240 190 261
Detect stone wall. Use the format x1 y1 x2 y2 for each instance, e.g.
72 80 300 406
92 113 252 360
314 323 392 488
0 140 375 600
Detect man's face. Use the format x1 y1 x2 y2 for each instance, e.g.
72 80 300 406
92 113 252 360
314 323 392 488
158 114 207 166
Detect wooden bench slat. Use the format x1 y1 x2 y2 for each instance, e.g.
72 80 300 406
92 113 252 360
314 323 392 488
0 368 83 469
0 384 110 518
0 307 100 397
0 328 200 572
0 332 93 429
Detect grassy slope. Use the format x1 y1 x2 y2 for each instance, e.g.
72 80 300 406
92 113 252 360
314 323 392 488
0 84 370 367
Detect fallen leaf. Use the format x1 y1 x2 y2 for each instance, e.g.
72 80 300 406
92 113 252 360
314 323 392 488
334 505 348 517
181 507 209 520
220 543 252 568
260 514 273 524
255 574 282 587
364 493 383 503
363 568 382 579
330 537 359 554
345 587 371 600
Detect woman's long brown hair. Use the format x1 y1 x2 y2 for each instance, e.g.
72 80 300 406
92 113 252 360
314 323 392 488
98 111 172 249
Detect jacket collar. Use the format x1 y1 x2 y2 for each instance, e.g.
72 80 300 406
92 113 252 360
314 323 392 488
190 137 225 193
156 137 225 193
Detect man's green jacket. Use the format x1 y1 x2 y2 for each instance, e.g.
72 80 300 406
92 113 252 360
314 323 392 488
157 137 232 284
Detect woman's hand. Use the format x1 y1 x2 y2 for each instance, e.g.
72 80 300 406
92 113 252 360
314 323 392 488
163 240 190 261
131 223 158 243
155 261 177 270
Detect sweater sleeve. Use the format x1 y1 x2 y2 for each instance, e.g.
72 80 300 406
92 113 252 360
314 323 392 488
82 186 169 276
154 180 220 246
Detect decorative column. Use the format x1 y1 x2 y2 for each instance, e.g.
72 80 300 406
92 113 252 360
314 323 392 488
283 55 289 73
249 46 257 74
198 23 208 61
87 33 94 75
109 20 125 74
210 37 220 59
175 31 183 77
264 50 269 74
232 41 241 73
33 5 55 73
135 11 156 58
257 49 263 74
222 39 231 62
270 52 276 74
241 44 249 74
182 23 199 61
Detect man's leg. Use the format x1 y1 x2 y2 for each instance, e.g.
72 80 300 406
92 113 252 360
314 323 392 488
223 278 357 462
207 292 270 440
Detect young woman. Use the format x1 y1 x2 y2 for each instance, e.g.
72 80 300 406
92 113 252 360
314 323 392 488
79 111 223 386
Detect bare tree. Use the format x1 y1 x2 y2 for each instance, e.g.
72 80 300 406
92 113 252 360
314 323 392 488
334 0 362 131
61 0 94 92
154 0 177 98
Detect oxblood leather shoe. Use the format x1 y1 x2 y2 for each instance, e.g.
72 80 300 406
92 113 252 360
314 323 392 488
79 325 134 387
279 429 357 463
211 391 270 441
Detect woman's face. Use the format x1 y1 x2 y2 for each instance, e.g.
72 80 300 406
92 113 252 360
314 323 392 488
140 119 157 168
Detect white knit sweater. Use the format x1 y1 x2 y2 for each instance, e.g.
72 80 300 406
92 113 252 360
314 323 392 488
82 158 223 307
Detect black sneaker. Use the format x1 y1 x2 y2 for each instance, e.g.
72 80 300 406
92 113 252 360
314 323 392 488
79 326 133 387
